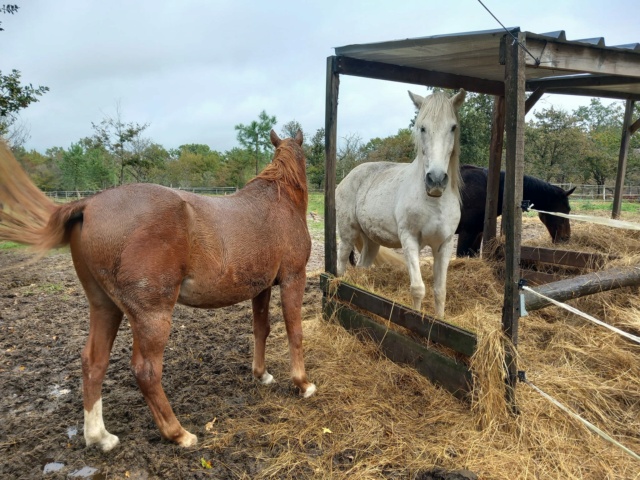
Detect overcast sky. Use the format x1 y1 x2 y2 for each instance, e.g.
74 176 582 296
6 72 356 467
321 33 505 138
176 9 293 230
1 0 639 153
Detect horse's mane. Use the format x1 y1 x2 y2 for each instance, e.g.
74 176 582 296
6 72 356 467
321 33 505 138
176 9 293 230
247 139 307 207
412 92 462 201
522 174 570 211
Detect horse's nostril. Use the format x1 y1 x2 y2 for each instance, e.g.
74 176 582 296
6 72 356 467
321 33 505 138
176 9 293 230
442 173 448 185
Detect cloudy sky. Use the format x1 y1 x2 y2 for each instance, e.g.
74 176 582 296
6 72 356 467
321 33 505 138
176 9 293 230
1 0 639 153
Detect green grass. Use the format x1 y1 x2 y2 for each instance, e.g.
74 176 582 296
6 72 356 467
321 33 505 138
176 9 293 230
0 241 27 250
571 199 640 215
308 191 324 217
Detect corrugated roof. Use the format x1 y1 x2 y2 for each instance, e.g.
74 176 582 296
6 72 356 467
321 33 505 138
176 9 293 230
334 28 640 100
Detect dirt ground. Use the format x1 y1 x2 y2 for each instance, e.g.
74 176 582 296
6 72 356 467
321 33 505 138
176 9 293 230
0 214 560 479
0 228 484 480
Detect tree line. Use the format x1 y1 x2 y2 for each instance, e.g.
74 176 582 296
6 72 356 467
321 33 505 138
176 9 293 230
2 6 639 193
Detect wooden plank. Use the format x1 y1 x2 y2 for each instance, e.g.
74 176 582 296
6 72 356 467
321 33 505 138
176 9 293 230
482 95 505 258
541 87 640 101
631 117 640 135
612 100 635 219
324 56 339 275
502 32 526 410
520 246 612 269
324 299 473 400
523 264 640 311
525 37 640 77
335 56 505 96
520 269 564 286
320 274 477 357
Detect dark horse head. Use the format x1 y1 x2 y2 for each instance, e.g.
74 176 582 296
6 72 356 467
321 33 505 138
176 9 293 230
525 176 575 243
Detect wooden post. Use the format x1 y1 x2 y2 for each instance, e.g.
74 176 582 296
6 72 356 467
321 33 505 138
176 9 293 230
501 33 526 411
325 56 340 275
482 95 505 258
612 99 635 219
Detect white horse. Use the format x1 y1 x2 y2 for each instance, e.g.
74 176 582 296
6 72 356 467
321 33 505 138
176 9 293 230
336 89 466 317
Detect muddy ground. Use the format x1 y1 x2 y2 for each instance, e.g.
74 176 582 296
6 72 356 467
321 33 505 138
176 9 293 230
2 217 550 479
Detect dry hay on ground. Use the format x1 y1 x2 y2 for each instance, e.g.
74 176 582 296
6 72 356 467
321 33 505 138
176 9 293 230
331 224 640 478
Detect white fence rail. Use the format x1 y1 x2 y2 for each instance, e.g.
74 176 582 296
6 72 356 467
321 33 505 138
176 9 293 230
44 186 238 200
553 183 640 201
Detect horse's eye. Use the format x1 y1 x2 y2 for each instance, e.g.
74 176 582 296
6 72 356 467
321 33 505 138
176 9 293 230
420 126 426 133
451 125 457 132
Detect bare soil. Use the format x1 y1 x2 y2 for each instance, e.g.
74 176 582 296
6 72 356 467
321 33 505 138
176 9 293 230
0 234 480 480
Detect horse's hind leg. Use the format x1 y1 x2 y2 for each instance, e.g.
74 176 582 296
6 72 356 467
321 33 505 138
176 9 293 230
252 287 274 384
357 236 380 268
128 309 197 447
280 275 316 398
70 229 124 451
82 298 123 451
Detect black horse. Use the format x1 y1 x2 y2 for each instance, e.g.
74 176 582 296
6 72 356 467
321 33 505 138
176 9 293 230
456 165 575 257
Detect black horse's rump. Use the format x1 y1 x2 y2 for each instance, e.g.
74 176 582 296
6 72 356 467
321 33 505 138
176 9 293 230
456 165 575 257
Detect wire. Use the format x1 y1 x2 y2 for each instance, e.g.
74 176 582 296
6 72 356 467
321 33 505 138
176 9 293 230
476 0 541 65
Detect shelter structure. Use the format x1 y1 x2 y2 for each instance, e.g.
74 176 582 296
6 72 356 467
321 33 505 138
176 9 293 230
323 28 640 405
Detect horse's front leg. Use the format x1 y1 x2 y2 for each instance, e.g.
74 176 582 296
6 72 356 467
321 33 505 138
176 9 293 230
251 287 274 385
280 274 316 398
432 235 455 318
400 234 425 311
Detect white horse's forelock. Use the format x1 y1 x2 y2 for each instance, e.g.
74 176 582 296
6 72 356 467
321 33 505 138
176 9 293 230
412 91 462 202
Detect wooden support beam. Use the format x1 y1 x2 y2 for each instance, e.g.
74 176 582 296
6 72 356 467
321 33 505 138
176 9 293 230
482 96 505 258
526 37 640 76
541 87 640 101
612 99 635 219
334 56 505 96
325 56 339 275
631 117 640 135
525 88 544 114
502 32 526 410
526 74 640 90
523 265 640 311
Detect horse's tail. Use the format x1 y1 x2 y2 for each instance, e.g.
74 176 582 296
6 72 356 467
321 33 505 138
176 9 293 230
0 141 85 257
351 236 406 268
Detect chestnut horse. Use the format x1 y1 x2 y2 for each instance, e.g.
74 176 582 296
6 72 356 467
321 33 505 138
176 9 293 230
0 130 315 451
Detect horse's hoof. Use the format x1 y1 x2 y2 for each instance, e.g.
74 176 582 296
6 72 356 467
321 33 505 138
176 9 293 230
302 383 317 398
259 371 274 385
177 431 198 448
86 432 120 452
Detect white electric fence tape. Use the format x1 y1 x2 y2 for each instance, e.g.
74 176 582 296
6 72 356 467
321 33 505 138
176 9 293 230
522 286 640 345
523 379 640 462
528 207 640 231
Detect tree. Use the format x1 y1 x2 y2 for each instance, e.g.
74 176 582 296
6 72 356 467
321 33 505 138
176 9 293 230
360 128 414 165
280 120 303 140
1 7 50 137
235 110 277 176
524 106 585 183
0 4 18 31
458 92 493 166
90 103 149 185
305 128 325 189
0 69 49 136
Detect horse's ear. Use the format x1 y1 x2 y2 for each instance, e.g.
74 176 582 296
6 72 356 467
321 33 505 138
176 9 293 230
408 91 424 110
565 186 576 197
451 89 466 110
294 130 303 146
270 129 282 148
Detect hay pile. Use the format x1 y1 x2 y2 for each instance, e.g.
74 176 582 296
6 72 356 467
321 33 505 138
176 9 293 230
198 221 639 478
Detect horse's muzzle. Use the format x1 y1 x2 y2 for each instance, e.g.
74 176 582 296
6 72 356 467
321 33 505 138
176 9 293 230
425 171 448 197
